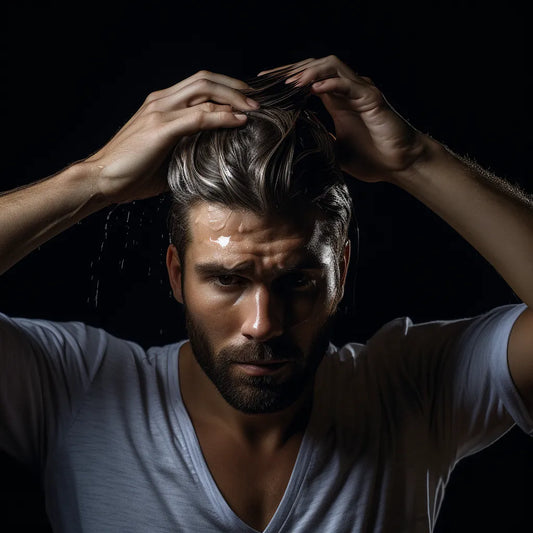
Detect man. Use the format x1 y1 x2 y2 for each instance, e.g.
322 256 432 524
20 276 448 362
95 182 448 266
0 56 532 532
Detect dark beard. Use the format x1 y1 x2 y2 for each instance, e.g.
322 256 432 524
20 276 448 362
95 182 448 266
184 309 331 414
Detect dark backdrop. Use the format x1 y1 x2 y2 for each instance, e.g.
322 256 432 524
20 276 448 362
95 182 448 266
1 1 531 531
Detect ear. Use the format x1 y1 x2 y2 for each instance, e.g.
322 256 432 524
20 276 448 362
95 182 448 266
166 244 184 304
337 240 351 301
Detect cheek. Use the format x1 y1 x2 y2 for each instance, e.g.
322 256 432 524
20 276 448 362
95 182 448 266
286 282 338 333
183 279 240 343
287 294 321 328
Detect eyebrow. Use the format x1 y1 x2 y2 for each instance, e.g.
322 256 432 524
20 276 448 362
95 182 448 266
194 256 327 277
195 261 255 277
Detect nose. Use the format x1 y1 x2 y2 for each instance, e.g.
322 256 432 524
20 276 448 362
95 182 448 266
240 285 284 342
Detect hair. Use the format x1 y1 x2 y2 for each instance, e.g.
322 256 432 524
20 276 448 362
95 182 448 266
167 66 353 264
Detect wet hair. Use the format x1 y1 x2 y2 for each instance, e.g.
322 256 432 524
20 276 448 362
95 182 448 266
167 66 353 263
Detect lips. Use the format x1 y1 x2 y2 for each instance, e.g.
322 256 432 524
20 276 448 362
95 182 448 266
234 360 291 376
238 359 289 365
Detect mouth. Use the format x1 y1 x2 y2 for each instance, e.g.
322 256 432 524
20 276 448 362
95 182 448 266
234 360 291 376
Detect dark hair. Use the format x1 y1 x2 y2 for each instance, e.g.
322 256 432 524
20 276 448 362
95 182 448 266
167 68 353 263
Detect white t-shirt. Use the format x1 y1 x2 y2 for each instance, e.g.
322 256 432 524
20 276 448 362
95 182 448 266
0 304 531 532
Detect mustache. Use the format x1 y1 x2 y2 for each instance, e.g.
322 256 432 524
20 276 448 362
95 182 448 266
219 339 303 364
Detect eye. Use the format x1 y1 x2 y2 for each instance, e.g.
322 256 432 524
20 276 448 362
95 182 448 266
214 274 244 287
278 272 316 292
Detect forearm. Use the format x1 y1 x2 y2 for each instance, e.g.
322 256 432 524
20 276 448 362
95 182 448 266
394 137 533 307
0 163 110 275
0 72 257 277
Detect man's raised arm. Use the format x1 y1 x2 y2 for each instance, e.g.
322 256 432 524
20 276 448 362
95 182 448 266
0 71 259 275
269 55 533 412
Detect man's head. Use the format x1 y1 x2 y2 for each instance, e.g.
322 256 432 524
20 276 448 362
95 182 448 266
166 105 353 414
167 107 352 265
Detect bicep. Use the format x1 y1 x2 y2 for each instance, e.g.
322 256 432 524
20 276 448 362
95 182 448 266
508 307 533 416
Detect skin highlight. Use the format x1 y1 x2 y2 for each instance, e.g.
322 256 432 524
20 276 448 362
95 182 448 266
205 203 234 231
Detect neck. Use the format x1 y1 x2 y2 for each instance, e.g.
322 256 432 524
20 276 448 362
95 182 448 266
178 342 314 449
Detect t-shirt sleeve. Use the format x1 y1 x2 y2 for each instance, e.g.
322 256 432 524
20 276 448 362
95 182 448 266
0 313 108 466
445 304 533 456
364 303 532 462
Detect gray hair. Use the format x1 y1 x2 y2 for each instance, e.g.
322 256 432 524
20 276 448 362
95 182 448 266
167 75 353 263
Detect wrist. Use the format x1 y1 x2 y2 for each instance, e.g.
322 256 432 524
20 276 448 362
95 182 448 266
59 161 113 213
388 135 458 193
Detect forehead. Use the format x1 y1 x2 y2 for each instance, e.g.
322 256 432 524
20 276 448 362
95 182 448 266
186 202 333 269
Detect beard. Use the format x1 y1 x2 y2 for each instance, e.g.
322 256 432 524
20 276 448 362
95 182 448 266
184 309 331 414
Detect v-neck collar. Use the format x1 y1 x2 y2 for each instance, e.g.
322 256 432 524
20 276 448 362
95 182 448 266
167 340 321 532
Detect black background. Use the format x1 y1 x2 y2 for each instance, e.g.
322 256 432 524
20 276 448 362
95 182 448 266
1 1 531 531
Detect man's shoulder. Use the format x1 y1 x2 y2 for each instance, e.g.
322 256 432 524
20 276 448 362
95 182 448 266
0 312 184 366
327 315 439 365
326 303 526 375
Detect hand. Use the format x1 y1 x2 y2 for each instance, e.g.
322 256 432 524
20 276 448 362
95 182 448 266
84 71 259 204
261 56 427 183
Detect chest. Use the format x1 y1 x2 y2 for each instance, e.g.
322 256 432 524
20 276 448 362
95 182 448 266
196 428 302 532
56 406 436 532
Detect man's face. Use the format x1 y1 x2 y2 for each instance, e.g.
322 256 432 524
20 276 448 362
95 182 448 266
167 202 349 414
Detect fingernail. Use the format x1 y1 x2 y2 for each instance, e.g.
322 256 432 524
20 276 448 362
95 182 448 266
234 113 248 120
246 98 260 108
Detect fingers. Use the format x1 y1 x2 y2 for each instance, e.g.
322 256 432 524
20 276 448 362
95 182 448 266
283 55 360 87
162 102 248 138
256 55 374 102
176 78 259 110
149 70 251 100
144 70 259 115
269 55 382 111
310 77 383 113
114 101 248 154
257 58 316 77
